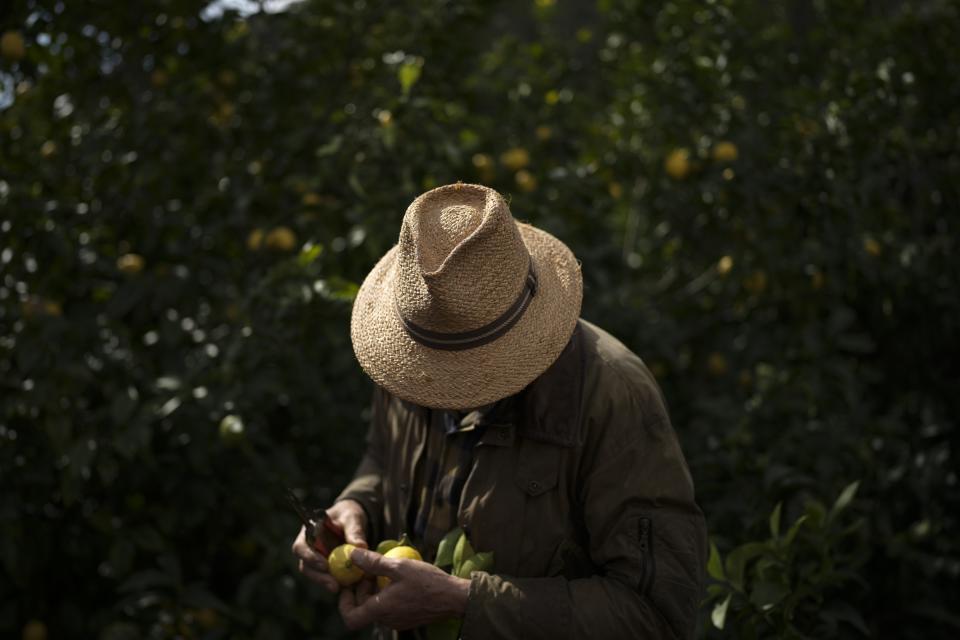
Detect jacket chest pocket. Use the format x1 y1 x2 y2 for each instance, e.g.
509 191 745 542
513 438 566 576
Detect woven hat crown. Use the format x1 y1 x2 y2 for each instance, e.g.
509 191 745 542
394 184 529 334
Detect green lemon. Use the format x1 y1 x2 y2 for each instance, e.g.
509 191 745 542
376 538 400 555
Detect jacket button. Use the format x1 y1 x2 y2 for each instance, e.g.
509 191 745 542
528 480 540 493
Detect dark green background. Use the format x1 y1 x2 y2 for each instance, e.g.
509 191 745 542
2 0 958 638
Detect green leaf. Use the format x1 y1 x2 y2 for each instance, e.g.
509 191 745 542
724 542 768 591
804 500 827 529
785 515 809 546
398 59 422 96
434 527 462 569
315 135 342 157
348 171 366 197
297 243 322 267
455 551 494 578
711 594 732 630
819 602 870 636
707 541 725 581
425 617 463 640
118 569 175 593
706 583 726 598
769 502 782 539
452 531 474 575
831 480 860 516
749 580 790 611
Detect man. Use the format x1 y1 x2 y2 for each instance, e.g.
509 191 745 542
292 183 707 639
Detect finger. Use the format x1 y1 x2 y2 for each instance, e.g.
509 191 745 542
355 577 375 606
297 555 327 572
350 548 401 579
340 517 368 549
297 558 330 574
292 528 329 568
299 561 339 593
339 586 377 631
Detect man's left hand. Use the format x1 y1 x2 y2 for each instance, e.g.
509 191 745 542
338 547 471 631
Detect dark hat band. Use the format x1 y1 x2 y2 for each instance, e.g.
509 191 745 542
395 260 538 351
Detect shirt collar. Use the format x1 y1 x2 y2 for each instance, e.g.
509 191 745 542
442 395 517 434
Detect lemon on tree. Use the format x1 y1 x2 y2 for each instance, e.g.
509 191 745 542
499 147 530 171
664 148 692 180
1 31 26 61
117 253 145 275
712 141 739 162
265 226 298 251
328 543 365 587
515 169 537 192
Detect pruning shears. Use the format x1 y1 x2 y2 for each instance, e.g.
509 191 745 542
285 487 345 558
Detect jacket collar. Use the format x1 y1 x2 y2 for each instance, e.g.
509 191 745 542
518 321 584 447
403 322 585 446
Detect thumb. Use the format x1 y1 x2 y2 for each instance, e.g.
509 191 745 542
350 548 400 579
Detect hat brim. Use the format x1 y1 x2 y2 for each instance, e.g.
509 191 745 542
350 222 583 410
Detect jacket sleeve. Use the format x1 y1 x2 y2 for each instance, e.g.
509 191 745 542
333 386 389 545
461 378 707 640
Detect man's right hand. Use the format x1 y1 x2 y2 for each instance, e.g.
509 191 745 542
291 498 368 593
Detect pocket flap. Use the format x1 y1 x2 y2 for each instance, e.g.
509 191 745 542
515 443 560 496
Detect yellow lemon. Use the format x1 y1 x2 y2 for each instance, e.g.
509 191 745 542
500 147 530 171
515 169 537 192
810 269 825 291
265 226 297 252
247 228 264 251
301 192 322 206
664 148 691 180
743 270 768 295
21 297 61 318
1 31 26 61
377 545 422 590
707 352 728 376
43 300 62 317
117 253 145 274
717 255 734 276
712 141 739 163
328 544 365 587
472 153 495 182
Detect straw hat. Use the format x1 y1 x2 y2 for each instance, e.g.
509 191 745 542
350 183 583 410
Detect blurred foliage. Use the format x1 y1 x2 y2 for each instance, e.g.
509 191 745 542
706 482 870 638
1 0 958 638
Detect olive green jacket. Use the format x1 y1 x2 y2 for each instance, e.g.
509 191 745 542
337 319 707 639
